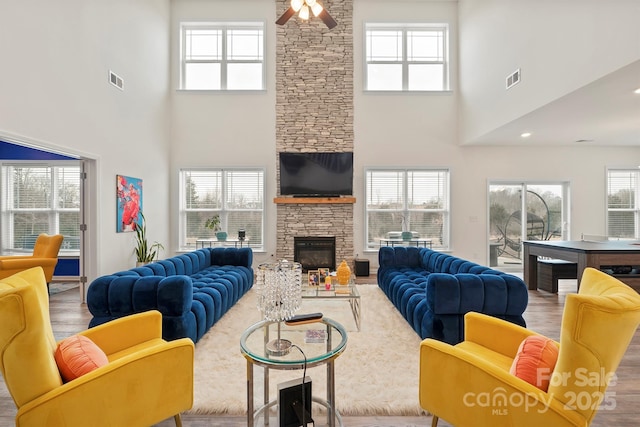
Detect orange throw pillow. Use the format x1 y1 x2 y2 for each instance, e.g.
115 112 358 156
509 335 559 391
55 335 108 382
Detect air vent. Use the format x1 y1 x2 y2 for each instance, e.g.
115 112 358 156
109 70 124 90
506 68 521 90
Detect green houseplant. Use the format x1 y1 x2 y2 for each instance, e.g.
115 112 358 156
205 214 227 241
134 212 164 265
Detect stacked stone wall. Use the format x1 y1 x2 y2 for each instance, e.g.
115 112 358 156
275 0 355 267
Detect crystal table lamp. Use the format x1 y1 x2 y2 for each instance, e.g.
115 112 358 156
255 260 302 356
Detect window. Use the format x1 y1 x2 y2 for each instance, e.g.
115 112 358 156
365 168 450 250
180 22 265 90
179 168 264 250
365 23 449 91
1 163 80 254
607 169 640 239
489 182 569 269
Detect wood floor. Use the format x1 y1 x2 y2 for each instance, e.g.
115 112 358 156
1 277 639 427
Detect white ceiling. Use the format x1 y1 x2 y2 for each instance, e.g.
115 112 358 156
466 59 640 146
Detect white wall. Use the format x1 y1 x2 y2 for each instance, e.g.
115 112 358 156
353 0 640 268
169 0 277 266
458 0 640 144
353 0 459 265
0 0 172 277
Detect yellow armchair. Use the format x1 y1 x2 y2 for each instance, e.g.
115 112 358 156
0 233 64 284
420 267 640 427
0 267 194 427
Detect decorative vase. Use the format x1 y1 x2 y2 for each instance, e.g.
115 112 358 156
216 231 228 241
401 231 413 241
337 260 351 285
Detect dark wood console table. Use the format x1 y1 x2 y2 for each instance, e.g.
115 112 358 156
523 240 640 291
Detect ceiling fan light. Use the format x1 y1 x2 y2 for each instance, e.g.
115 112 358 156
291 0 304 12
305 0 317 6
299 4 310 20
311 3 323 16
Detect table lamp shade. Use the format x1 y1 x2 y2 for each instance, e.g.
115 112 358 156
255 260 302 322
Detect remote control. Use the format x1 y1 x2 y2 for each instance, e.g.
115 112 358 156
285 312 323 325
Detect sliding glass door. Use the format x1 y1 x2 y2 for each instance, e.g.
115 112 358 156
489 182 569 270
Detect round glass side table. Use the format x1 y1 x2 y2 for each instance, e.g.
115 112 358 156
240 317 347 427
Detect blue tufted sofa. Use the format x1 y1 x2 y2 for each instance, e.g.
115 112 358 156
87 247 253 343
377 246 528 345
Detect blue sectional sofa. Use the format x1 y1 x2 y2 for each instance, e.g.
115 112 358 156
377 246 528 345
87 247 253 343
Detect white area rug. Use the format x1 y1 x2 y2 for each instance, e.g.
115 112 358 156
190 285 425 416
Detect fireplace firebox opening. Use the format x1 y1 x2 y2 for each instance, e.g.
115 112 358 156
294 237 336 272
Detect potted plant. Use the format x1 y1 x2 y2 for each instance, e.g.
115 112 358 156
134 212 164 266
205 215 227 241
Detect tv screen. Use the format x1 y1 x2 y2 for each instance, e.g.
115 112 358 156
279 152 353 197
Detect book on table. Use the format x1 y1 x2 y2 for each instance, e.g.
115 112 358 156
305 329 327 343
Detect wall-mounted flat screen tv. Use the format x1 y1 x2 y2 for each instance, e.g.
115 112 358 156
279 152 353 197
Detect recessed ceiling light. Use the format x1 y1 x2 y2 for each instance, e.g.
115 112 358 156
520 132 532 138
634 88 640 94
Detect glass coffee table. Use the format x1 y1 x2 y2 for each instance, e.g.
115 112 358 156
240 318 347 427
301 282 361 331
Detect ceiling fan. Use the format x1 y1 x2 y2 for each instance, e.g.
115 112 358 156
276 0 337 29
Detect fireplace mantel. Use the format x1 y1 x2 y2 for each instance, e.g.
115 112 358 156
274 197 356 204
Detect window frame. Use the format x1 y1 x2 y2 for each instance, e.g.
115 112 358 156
180 21 266 91
365 167 450 251
1 161 81 254
178 167 265 251
606 168 640 239
364 22 450 92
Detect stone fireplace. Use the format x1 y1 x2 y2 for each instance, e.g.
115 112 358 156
275 0 355 268
275 200 354 269
294 236 336 271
